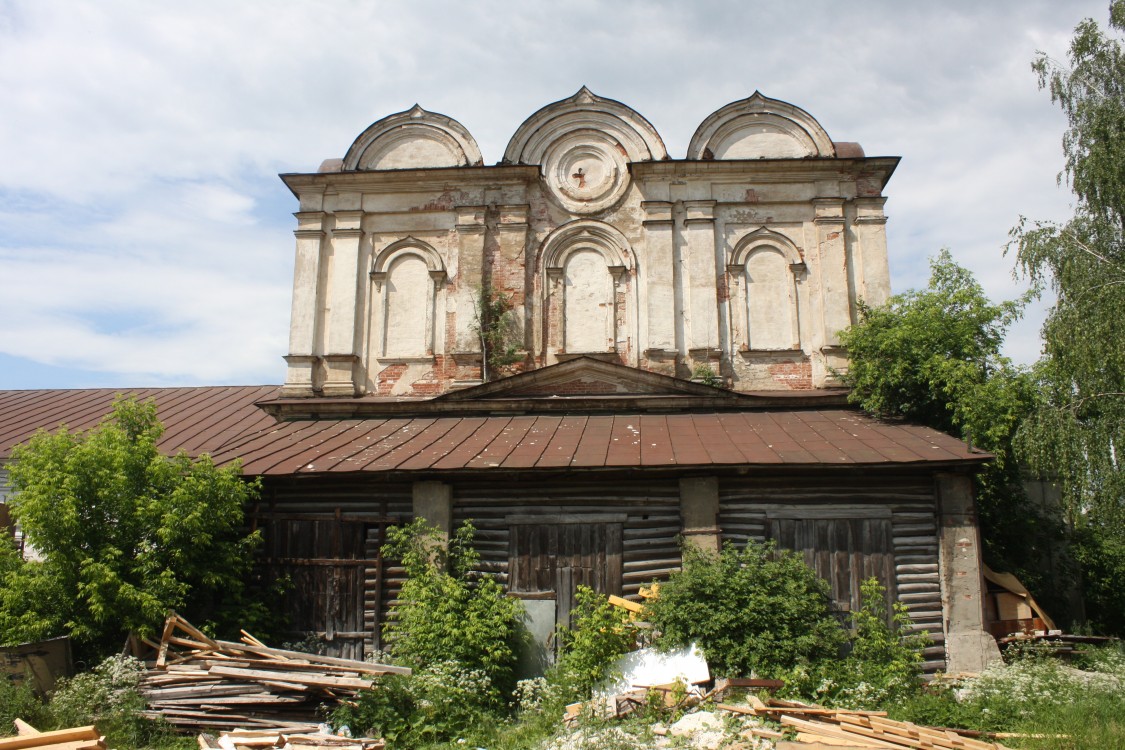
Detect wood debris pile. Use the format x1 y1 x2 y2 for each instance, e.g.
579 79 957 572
136 613 409 733
3 720 105 750
719 697 1016 750
198 728 384 750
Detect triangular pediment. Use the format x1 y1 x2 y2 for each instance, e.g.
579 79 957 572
436 356 735 402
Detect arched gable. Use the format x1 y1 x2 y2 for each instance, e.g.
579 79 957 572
688 92 836 160
343 105 483 171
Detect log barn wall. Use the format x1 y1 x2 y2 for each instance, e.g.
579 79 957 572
719 473 946 672
451 477 683 599
255 470 949 670
256 479 413 657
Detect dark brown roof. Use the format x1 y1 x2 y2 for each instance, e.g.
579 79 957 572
0 383 986 475
205 409 983 476
0 386 280 461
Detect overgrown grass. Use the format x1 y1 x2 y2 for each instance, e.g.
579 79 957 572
892 644 1125 749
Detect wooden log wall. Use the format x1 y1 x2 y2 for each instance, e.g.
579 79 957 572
718 475 947 673
257 480 413 657
451 478 682 599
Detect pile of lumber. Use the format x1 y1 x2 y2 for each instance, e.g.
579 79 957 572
4 720 105 750
137 613 409 732
198 728 384 750
719 697 1016 750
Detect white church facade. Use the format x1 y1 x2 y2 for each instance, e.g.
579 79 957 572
279 89 896 399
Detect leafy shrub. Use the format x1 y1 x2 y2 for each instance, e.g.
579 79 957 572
644 541 845 679
802 578 927 708
49 655 175 748
0 677 50 735
333 661 497 749
380 519 523 704
550 586 638 702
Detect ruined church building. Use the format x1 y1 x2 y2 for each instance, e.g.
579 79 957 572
282 88 892 398
0 90 1000 674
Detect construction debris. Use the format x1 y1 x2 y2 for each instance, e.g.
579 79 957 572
718 697 1016 750
198 728 384 750
136 612 408 732
3 721 105 750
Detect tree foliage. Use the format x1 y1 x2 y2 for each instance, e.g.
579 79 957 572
644 540 845 679
838 253 1056 591
1010 2 1125 633
1 397 264 660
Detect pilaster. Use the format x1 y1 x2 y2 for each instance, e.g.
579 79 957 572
684 200 719 355
642 201 676 355
813 197 850 347
854 197 891 308
323 205 364 397
936 472 1002 673
282 209 326 397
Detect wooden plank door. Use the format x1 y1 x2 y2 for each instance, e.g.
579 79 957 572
767 515 895 619
259 517 371 660
509 522 623 630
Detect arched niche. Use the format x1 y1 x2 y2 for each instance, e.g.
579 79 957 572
539 220 636 359
504 87 667 214
370 238 447 359
727 228 805 351
343 105 483 171
688 92 836 160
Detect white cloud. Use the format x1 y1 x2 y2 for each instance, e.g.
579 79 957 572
0 0 1110 387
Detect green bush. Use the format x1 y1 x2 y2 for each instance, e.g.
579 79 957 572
380 519 523 705
49 655 177 749
332 661 497 749
0 677 50 735
801 578 927 708
644 540 845 680
550 586 638 702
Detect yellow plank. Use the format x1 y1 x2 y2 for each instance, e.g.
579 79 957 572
0 727 100 750
607 595 643 613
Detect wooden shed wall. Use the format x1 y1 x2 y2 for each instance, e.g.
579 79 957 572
256 480 413 657
718 475 946 671
451 478 683 598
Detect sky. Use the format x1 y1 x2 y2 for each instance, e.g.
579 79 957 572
0 0 1109 390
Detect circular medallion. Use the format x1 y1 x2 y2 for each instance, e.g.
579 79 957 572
542 130 630 214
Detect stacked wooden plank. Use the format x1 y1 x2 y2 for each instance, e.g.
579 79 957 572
719 698 1015 750
199 728 384 750
3 720 105 750
138 613 409 732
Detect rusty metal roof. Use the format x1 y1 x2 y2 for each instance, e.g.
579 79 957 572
0 386 279 461
207 409 985 475
0 385 985 475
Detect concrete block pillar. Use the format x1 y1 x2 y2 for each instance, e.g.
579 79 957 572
412 480 453 543
936 472 1002 673
283 210 326 397
679 476 720 554
323 204 365 397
